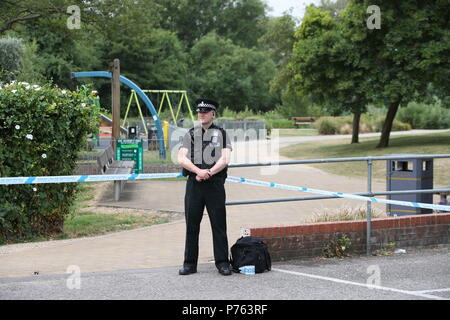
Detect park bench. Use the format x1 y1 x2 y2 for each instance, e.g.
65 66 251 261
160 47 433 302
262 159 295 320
292 116 316 128
97 145 135 201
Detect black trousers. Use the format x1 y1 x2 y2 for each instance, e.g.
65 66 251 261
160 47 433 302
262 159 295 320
183 176 229 269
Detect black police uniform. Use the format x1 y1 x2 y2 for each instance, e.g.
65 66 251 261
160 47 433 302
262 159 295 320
180 121 232 273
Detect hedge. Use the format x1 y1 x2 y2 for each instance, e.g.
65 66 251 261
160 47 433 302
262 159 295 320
0 81 100 242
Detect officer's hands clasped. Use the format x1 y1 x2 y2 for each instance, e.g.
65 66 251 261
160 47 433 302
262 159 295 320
196 169 212 182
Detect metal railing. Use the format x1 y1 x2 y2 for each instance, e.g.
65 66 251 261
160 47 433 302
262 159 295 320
228 154 450 255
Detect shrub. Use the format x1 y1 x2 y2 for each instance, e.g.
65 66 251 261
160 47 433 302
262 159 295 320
0 81 100 242
266 119 294 129
397 101 450 129
323 235 351 258
0 37 25 82
391 119 412 131
313 117 342 135
338 123 352 134
310 205 387 223
361 114 411 132
313 114 411 136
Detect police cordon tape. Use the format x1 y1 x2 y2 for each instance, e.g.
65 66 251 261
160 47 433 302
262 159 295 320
226 176 450 213
0 173 449 212
0 173 184 185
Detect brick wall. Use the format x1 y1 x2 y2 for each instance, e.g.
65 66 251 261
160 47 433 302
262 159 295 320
247 213 450 261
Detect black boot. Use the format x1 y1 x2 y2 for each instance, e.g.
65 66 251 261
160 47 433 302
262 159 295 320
217 265 232 276
179 266 197 275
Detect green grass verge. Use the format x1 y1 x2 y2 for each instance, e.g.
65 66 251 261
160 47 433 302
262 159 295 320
62 211 167 239
275 128 319 137
144 149 174 164
280 131 450 185
0 183 170 245
61 183 168 239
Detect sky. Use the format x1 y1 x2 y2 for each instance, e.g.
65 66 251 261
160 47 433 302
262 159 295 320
264 0 321 19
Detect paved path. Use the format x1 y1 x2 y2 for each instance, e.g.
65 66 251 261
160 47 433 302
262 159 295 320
1 247 449 300
0 130 447 279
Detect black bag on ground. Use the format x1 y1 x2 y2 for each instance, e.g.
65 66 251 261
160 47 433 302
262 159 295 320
230 236 271 273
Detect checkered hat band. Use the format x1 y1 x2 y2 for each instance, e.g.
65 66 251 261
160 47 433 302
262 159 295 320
197 103 215 109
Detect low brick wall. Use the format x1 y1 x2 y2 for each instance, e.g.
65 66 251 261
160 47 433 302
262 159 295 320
247 213 450 261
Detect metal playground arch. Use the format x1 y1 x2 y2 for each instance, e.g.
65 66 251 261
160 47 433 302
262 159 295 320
71 71 166 159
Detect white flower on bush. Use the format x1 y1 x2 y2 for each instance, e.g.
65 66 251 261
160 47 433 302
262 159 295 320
15 125 20 130
19 82 29 86
26 134 33 140
81 103 86 107
11 89 17 93
41 153 47 159
34 87 41 91
61 90 67 94
32 187 37 192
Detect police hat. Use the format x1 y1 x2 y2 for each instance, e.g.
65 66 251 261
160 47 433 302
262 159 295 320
195 98 219 112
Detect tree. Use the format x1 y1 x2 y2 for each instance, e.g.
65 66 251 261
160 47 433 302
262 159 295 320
0 37 24 82
259 13 298 70
342 0 450 147
259 12 309 118
287 6 370 143
17 15 102 88
217 0 268 48
189 32 277 112
91 0 187 112
319 0 350 17
0 0 69 34
155 0 268 48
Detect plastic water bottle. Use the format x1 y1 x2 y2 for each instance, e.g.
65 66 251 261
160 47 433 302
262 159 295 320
239 265 255 275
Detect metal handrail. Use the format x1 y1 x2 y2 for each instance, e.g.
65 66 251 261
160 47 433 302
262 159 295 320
226 188 450 206
228 153 450 255
229 154 450 168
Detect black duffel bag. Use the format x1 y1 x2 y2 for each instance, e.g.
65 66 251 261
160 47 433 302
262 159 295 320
230 236 271 273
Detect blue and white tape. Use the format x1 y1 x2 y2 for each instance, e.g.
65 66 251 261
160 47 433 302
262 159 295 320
0 172 449 212
0 172 183 185
226 176 450 213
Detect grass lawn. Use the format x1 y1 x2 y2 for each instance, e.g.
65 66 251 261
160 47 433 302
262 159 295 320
275 128 319 137
62 211 165 239
144 149 174 164
61 183 169 240
280 131 450 186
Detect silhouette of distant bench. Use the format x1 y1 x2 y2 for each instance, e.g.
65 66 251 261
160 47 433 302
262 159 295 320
292 117 316 128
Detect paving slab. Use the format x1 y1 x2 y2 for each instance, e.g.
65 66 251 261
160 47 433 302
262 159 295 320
0 130 447 278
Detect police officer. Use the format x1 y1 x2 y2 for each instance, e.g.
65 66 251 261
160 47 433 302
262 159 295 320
178 98 233 276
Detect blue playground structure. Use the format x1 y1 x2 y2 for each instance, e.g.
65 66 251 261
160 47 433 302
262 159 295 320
71 71 166 159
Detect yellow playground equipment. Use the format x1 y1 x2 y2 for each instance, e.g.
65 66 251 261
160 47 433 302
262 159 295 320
123 89 195 150
123 89 195 131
